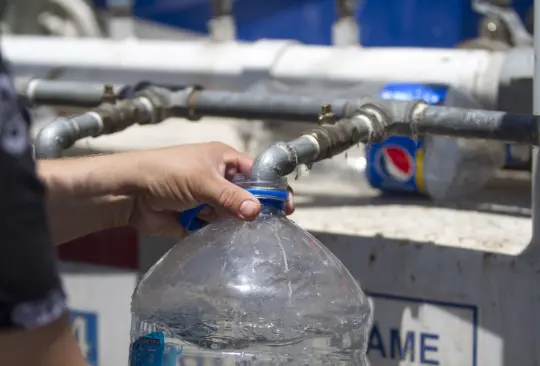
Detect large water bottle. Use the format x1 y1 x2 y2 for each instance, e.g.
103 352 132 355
129 174 373 365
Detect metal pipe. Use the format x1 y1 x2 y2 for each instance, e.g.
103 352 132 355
209 0 236 42
211 0 233 17
107 0 135 40
14 78 194 107
333 0 360 46
180 90 353 122
249 93 540 180
35 97 155 159
35 113 103 158
1 36 505 107
403 104 540 145
250 113 384 180
15 78 112 107
157 87 540 146
32 84 540 161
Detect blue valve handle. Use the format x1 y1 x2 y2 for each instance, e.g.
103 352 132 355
178 188 289 233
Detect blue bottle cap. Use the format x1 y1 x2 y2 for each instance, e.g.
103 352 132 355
178 188 288 233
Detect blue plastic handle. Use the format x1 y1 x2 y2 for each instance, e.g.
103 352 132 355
178 188 289 233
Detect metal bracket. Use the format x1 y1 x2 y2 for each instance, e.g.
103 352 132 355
333 0 360 46
472 0 533 46
209 0 236 42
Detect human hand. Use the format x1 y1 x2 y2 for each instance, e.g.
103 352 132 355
117 142 295 238
39 142 294 243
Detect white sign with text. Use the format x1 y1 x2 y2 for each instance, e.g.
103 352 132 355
366 293 477 366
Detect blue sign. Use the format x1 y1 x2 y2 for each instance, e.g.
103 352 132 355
70 310 99 366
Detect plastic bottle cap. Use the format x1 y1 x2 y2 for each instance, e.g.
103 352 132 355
178 188 288 233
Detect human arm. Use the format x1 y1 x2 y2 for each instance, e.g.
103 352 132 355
37 142 295 245
37 156 134 244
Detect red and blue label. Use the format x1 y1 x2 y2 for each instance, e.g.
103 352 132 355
365 83 449 194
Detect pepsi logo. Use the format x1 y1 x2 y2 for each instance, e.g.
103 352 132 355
374 145 414 182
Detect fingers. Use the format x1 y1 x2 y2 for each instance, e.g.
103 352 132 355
285 185 295 215
198 175 261 220
223 150 254 175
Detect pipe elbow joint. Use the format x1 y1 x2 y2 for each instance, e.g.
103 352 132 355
34 117 77 159
250 142 297 180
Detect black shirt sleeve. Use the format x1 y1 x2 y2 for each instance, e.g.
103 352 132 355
0 64 66 329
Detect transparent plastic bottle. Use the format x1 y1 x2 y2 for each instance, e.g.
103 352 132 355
129 174 373 366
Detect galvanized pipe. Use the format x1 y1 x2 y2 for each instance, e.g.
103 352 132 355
15 78 113 107
250 98 540 180
404 104 540 145
250 113 385 180
32 85 540 161
35 113 104 158
35 97 155 158
179 89 353 122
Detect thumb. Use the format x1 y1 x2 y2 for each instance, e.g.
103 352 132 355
200 176 261 220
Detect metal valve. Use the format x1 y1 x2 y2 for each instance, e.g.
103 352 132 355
318 104 337 125
102 84 117 104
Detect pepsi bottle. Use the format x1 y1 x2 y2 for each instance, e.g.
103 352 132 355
365 83 506 199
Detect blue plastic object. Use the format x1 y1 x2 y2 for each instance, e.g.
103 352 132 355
179 188 289 233
118 0 532 47
94 0 533 47
129 331 165 366
178 205 208 232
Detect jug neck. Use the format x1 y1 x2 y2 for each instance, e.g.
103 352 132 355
232 174 288 217
258 195 287 217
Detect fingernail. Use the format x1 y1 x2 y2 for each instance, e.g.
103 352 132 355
239 200 259 218
288 192 295 207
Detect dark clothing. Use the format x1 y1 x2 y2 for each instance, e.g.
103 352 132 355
0 57 66 329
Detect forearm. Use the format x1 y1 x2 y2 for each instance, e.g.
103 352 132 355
37 156 135 245
37 154 140 199
0 313 87 366
45 194 133 245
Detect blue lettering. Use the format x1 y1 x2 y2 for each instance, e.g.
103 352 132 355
368 326 440 364
368 324 387 358
390 328 415 362
420 333 439 365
